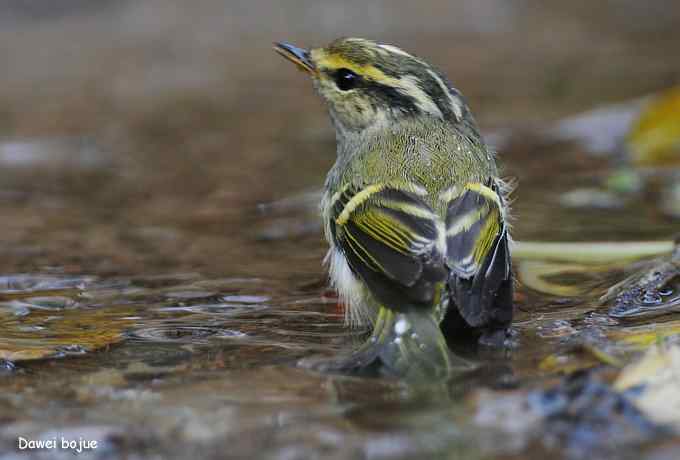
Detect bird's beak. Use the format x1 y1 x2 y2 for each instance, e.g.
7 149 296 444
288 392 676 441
274 42 315 74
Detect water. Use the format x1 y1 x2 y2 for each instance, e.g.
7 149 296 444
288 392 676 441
0 140 677 458
1 1 680 459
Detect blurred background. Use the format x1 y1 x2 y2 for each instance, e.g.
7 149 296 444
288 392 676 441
1 0 679 275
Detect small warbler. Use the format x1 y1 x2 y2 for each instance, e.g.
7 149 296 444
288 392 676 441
275 38 513 378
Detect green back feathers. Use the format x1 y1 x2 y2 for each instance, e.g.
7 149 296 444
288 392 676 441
332 118 494 207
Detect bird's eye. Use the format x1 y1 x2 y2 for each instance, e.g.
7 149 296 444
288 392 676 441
334 68 359 91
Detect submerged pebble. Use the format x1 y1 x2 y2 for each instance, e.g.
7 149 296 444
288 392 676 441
0 360 16 375
476 370 666 459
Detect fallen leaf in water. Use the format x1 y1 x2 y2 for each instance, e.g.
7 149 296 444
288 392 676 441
0 306 134 361
614 344 679 390
539 344 624 375
609 320 680 350
511 240 673 264
627 86 680 167
615 344 680 431
517 260 612 297
538 352 597 375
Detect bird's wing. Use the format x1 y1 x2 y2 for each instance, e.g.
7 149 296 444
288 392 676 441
329 184 448 311
445 180 513 328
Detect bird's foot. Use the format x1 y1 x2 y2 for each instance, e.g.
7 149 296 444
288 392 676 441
298 346 383 377
477 327 518 349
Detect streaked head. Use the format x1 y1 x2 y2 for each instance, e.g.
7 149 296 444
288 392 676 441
275 38 468 134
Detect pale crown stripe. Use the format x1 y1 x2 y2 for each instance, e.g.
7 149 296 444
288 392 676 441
377 44 415 58
427 69 464 121
396 75 443 119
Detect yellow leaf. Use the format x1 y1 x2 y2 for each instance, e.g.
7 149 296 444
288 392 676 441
614 344 680 430
627 86 680 167
0 306 133 361
609 320 680 349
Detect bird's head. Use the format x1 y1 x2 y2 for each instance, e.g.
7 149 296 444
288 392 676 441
275 38 469 135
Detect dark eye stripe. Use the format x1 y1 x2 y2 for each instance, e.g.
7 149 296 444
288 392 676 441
325 66 422 116
364 81 421 116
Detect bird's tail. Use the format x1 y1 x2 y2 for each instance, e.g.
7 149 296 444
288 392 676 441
344 306 456 380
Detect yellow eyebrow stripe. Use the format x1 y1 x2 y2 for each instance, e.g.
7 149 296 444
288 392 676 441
313 50 446 119
313 52 395 84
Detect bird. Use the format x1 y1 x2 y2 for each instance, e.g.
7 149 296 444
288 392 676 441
275 38 513 379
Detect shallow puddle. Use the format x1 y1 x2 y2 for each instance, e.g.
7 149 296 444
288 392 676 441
0 158 677 459
1 1 680 459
